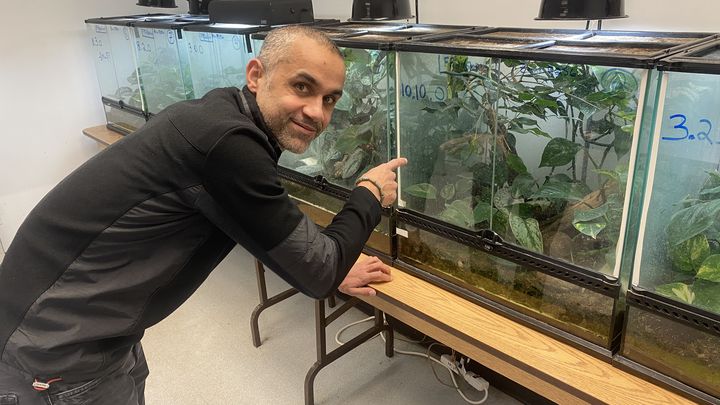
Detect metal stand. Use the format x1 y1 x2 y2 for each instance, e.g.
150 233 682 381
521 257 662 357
251 259 336 347
304 297 394 405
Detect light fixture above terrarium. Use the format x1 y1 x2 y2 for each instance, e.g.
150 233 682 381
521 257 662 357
136 0 178 7
537 0 627 29
350 0 413 21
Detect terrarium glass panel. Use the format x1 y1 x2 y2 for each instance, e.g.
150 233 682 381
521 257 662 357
185 31 223 98
86 23 119 99
633 71 720 316
213 31 256 88
281 179 392 255
397 221 615 346
622 306 720 398
135 26 194 114
398 50 645 277
277 47 394 189
107 24 144 110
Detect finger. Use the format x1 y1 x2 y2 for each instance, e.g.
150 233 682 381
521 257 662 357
385 157 408 171
346 287 376 297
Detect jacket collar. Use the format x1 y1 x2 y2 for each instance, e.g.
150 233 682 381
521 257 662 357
237 86 282 159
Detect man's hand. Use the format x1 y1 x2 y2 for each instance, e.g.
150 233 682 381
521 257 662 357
338 256 392 297
356 157 408 208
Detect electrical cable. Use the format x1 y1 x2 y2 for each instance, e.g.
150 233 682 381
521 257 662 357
334 315 489 404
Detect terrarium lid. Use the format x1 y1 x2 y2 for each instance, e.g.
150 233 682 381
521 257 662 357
536 0 628 20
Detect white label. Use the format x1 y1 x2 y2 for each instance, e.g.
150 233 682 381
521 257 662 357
395 228 408 238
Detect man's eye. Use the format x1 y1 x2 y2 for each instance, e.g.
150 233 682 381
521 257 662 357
295 83 307 92
324 96 337 105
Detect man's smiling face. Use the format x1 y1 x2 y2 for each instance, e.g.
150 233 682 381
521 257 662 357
247 37 345 154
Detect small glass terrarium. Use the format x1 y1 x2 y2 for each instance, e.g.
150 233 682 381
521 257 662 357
617 39 720 403
133 16 209 115
85 15 175 133
183 23 264 98
393 29 714 355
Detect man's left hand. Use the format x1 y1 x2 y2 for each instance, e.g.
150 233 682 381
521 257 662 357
338 256 392 297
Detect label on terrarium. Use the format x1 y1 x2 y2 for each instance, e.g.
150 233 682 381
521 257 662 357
396 228 409 238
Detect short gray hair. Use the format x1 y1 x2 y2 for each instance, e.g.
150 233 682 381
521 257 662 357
257 25 343 73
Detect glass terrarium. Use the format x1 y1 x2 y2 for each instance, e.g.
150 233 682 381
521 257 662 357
393 29 715 355
85 15 174 133
133 16 209 115
183 23 264 98
617 39 720 403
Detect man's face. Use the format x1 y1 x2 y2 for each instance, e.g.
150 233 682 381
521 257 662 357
247 38 345 154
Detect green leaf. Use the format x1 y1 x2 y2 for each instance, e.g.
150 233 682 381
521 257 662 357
440 199 474 228
614 129 632 158
539 138 583 168
473 201 493 225
573 204 609 222
404 183 437 200
573 219 607 239
693 281 720 312
510 173 536 199
455 178 474 196
655 282 695 304
531 181 588 202
334 94 352 111
341 149 367 179
506 154 528 174
440 183 456 200
697 254 720 282
665 201 720 245
668 234 710 274
334 132 364 154
508 212 544 253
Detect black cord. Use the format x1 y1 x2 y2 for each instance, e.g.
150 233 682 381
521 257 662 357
415 0 419 24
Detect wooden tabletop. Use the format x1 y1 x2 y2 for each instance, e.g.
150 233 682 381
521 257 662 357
359 254 695 405
82 125 124 146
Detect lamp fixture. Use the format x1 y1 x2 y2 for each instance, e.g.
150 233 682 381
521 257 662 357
536 0 627 30
350 0 413 21
136 0 178 7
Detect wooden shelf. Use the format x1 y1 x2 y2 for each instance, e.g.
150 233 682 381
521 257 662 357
360 255 695 405
82 125 124 146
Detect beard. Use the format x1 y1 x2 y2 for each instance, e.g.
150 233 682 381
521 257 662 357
266 114 324 154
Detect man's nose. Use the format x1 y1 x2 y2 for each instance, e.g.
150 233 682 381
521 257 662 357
303 97 325 124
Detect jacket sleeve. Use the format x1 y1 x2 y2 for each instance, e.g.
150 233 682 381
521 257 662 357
200 128 382 298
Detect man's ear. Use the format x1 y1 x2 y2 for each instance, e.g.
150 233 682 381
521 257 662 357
246 58 264 92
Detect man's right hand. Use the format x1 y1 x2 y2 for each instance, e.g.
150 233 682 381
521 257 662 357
356 157 408 208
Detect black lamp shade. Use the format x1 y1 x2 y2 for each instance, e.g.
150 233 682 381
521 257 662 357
537 0 627 20
351 0 412 21
137 0 178 8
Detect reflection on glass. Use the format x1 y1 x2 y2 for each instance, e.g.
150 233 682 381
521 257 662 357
281 179 391 254
278 47 394 189
398 51 643 276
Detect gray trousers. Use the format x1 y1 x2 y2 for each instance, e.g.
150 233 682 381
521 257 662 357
0 343 148 405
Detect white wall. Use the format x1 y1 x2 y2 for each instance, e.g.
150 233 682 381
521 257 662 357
2 0 720 251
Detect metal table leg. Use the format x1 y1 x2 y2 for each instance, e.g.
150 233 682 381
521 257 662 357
250 260 300 347
304 298 394 405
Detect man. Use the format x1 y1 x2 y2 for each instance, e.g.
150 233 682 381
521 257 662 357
0 25 406 404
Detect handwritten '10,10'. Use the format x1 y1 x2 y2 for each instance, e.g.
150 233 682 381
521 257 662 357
662 114 714 144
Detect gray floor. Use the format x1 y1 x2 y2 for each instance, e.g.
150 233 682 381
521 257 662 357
142 246 523 405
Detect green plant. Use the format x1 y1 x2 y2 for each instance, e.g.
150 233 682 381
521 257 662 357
656 170 720 312
403 55 639 273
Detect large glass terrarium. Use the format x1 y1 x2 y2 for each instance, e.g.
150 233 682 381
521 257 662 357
617 39 720 403
85 15 175 133
393 28 714 356
182 23 264 98
252 24 472 258
133 16 209 116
